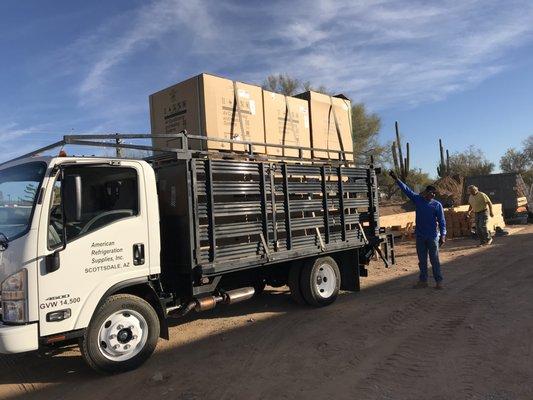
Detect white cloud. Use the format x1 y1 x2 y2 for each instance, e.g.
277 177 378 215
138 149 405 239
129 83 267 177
77 0 215 102
58 0 533 117
0 122 50 142
0 123 57 161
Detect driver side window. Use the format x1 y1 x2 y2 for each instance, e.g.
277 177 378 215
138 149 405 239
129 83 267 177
48 166 139 248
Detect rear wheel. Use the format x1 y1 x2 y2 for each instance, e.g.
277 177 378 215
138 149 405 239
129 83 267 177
267 278 285 288
288 264 306 305
253 280 267 296
300 257 341 307
80 294 160 374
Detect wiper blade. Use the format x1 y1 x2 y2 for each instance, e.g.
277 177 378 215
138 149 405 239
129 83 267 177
0 232 8 251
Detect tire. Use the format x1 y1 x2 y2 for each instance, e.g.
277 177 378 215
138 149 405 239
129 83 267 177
288 264 306 305
80 294 160 374
253 280 267 296
267 278 286 288
300 257 341 307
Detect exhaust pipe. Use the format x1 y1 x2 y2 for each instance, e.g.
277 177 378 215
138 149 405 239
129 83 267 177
168 286 255 317
169 300 196 318
223 287 255 305
195 295 220 312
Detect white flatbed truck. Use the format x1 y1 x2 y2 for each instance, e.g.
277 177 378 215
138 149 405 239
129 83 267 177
0 133 393 373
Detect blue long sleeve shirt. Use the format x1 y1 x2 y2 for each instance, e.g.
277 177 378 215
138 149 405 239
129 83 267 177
396 180 446 239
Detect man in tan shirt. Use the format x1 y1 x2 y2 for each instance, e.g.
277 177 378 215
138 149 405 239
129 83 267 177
467 185 494 245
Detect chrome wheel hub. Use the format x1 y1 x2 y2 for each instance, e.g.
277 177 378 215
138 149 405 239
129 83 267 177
315 263 336 298
98 309 148 361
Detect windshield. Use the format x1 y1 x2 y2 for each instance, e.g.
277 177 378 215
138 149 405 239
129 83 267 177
0 162 47 240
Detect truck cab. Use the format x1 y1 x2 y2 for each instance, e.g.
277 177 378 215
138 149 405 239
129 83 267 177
0 156 162 364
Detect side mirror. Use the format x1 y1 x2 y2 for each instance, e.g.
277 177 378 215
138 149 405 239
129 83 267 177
45 251 60 274
63 174 82 222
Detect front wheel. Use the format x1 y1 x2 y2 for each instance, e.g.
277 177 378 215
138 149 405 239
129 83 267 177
80 294 160 374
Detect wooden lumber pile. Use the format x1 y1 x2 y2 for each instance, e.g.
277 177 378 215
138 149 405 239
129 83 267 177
443 208 471 238
379 211 416 239
379 203 506 239
379 211 416 230
446 204 506 237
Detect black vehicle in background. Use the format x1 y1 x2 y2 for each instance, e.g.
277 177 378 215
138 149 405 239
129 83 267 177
464 173 532 223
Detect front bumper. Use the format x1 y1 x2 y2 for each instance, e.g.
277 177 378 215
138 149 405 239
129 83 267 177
0 322 39 354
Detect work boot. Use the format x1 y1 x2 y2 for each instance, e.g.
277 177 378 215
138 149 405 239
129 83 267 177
412 280 428 289
435 282 443 290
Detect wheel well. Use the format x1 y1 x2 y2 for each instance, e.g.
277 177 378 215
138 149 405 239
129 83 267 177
112 283 169 340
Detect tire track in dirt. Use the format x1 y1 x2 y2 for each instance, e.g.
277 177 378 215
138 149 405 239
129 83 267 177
355 293 500 399
356 299 473 399
375 295 437 336
362 236 526 340
362 253 530 397
216 234 531 400
348 238 531 399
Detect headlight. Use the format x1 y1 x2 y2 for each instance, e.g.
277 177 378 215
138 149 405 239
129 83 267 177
1 270 28 323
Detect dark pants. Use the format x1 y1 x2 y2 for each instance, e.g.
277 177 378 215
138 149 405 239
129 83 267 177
475 210 491 244
416 236 443 282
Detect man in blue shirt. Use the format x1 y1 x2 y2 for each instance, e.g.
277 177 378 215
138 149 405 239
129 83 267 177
390 171 447 289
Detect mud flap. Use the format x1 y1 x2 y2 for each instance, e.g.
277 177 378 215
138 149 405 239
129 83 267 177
338 250 361 292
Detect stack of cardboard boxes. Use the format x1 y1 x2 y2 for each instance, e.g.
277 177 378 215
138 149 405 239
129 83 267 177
149 73 353 161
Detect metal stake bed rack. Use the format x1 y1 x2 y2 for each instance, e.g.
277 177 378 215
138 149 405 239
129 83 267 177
7 131 370 166
7 132 394 279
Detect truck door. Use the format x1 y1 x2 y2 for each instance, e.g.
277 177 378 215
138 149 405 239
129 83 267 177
37 162 152 337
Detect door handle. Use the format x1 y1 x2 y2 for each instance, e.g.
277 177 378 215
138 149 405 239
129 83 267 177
133 243 145 266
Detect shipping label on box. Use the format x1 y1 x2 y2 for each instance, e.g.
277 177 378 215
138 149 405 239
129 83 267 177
163 88 188 132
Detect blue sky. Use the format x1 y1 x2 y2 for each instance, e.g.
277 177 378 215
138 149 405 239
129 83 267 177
1 0 532 176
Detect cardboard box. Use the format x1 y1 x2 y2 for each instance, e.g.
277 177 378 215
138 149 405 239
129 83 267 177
295 91 353 161
262 90 311 158
149 73 265 153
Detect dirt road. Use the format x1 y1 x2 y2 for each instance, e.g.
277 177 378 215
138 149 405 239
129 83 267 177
1 226 532 400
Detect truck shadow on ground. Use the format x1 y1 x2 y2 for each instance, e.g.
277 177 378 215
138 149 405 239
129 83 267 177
0 230 531 400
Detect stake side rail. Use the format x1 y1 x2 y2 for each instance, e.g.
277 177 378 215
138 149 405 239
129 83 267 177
190 157 382 276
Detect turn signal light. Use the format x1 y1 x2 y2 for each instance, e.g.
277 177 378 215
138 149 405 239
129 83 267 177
46 309 71 322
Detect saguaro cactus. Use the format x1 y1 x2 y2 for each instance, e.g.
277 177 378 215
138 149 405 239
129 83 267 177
392 121 410 181
437 139 451 178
